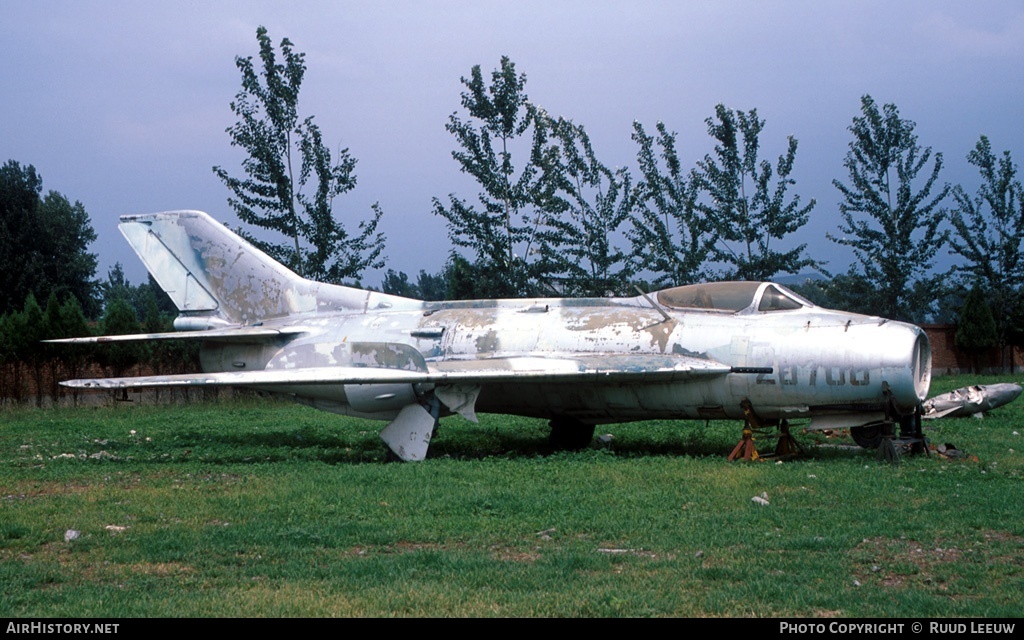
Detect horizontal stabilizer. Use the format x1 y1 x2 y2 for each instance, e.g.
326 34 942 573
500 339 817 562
61 353 731 390
45 326 308 344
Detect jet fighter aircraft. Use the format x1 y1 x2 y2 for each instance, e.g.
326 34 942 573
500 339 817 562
56 211 933 461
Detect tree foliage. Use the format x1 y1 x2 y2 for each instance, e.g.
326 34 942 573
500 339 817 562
1 291 94 403
58 294 92 405
537 117 633 296
433 56 551 297
380 269 417 298
99 264 175 320
628 121 713 288
948 135 1024 352
96 297 143 379
437 254 508 301
692 105 818 281
380 268 451 301
828 96 949 322
0 160 99 317
956 284 998 373
21 293 46 406
213 26 384 284
434 57 636 298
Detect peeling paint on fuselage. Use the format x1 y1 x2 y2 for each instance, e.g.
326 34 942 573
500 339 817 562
197 291 930 424
110 214 932 440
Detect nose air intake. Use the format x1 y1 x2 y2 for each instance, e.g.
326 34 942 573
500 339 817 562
912 332 932 402
881 326 931 411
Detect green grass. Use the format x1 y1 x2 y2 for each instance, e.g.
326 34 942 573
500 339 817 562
1 374 1022 617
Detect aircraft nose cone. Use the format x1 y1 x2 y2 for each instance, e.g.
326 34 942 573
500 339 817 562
986 383 1023 407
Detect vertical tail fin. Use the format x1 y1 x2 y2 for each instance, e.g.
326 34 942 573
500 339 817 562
119 210 416 328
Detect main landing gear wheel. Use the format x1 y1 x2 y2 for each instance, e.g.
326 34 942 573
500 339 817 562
851 426 899 464
548 417 595 451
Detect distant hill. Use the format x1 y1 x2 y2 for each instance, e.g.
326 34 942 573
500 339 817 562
772 272 828 285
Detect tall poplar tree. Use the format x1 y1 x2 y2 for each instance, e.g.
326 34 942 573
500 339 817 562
692 105 818 281
948 136 1024 362
432 56 552 297
537 117 633 296
628 121 714 288
436 57 639 297
213 26 384 284
828 96 949 322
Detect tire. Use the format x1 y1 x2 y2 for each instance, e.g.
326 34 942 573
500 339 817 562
549 417 595 450
850 424 883 449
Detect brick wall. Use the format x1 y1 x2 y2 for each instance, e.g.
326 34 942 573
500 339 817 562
923 324 1022 375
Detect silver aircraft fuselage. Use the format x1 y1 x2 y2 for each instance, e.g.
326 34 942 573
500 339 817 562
197 281 931 430
58 211 933 460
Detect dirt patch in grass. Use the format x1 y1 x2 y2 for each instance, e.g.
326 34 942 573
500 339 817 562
489 545 540 563
124 561 195 576
851 536 962 588
7 482 95 499
595 547 667 560
331 541 539 562
813 609 844 618
978 530 1024 544
334 540 469 557
13 542 196 587
976 530 1024 565
390 540 450 553
850 531 1024 589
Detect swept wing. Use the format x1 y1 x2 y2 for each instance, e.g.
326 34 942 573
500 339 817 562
60 353 733 389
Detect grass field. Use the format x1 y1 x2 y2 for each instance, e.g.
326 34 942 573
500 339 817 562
1 374 1022 617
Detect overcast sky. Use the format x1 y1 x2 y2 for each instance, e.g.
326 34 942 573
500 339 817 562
3 1 1023 289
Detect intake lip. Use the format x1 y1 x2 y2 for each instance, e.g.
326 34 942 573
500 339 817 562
912 332 932 402
883 325 932 410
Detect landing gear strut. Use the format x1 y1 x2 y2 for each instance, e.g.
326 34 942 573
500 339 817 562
898 407 928 455
849 411 928 464
876 421 900 465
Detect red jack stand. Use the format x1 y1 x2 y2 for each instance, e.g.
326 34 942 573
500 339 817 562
729 399 762 462
774 419 804 457
729 426 759 461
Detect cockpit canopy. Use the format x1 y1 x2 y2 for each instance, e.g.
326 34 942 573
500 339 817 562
655 281 813 313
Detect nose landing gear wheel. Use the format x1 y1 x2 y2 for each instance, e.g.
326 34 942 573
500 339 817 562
850 424 883 449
